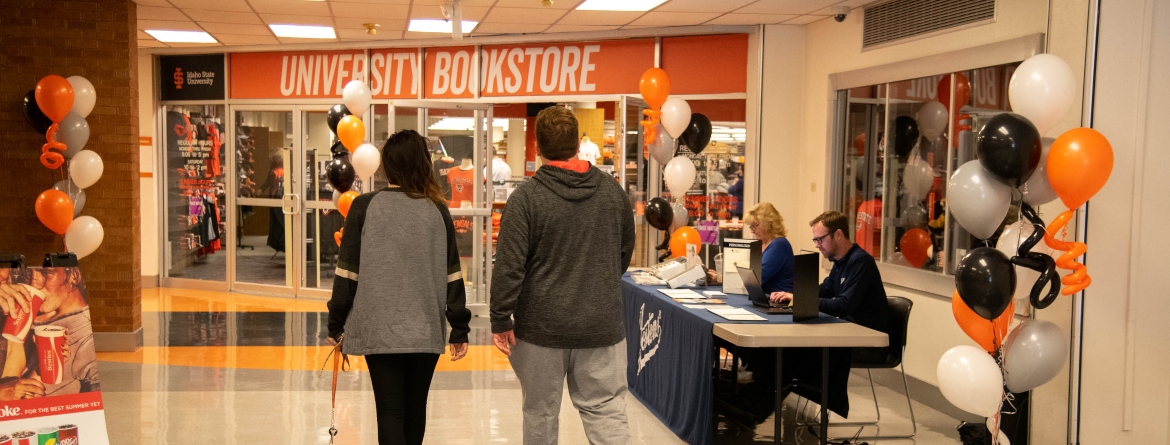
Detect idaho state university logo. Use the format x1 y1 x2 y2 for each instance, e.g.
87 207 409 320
173 67 184 90
637 303 662 375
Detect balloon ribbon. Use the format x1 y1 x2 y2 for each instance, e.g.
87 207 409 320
1044 209 1091 295
1012 203 1061 309
40 123 66 169
641 109 661 148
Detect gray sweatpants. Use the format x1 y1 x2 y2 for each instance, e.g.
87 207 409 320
509 338 630 445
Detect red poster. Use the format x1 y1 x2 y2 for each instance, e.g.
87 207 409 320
230 50 367 99
478 39 654 97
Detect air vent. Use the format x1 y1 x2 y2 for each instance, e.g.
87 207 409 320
863 0 995 49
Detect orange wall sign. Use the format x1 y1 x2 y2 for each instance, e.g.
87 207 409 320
661 35 748 95
231 50 367 99
424 46 477 99
477 39 655 97
370 48 421 99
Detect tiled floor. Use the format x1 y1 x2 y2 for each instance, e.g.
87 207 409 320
95 287 966 444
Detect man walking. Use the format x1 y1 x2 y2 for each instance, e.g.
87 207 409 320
490 106 636 445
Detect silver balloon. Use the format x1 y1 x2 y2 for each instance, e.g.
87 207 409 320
52 179 85 216
1020 137 1059 206
669 201 688 232
647 123 677 166
1002 319 1067 393
901 203 928 229
72 189 87 217
58 111 91 158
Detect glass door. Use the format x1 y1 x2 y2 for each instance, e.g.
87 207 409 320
231 108 298 293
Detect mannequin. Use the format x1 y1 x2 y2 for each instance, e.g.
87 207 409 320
578 134 601 166
447 158 475 208
459 158 473 170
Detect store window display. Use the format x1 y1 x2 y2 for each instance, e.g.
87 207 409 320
163 105 226 282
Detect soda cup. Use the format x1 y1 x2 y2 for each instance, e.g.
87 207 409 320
10 431 35 445
35 427 56 445
34 325 66 385
56 425 78 445
0 434 12 445
2 285 46 342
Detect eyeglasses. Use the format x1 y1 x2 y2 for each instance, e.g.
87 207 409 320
749 222 759 231
812 233 832 245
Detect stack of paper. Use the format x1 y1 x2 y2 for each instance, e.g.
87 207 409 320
657 289 705 300
707 307 767 321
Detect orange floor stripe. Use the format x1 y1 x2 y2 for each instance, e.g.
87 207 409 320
143 287 329 312
97 345 513 372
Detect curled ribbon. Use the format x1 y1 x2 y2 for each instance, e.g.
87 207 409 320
40 123 66 169
1044 209 1091 295
641 109 661 148
1012 203 1061 309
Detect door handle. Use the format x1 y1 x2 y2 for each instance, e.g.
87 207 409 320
282 193 300 215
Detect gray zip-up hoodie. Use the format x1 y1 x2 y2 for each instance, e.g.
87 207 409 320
490 164 636 349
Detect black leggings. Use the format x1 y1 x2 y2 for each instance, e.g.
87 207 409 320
365 353 441 445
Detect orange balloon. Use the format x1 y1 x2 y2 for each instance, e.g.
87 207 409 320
337 191 358 218
35 75 75 123
669 226 700 258
35 189 74 235
952 290 1014 353
337 115 365 152
334 229 343 247
639 68 671 110
938 73 971 112
899 228 932 268
1047 128 1113 210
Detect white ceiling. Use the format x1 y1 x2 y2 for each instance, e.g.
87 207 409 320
134 0 872 48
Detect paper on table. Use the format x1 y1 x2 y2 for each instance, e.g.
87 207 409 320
721 313 767 321
707 307 754 315
658 289 705 299
684 304 729 309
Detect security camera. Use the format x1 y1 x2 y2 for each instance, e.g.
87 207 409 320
832 6 849 22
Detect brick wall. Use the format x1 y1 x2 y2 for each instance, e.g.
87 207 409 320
0 0 140 334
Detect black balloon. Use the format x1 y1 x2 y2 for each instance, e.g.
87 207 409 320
1013 203 1061 309
893 116 920 159
976 113 1041 187
679 113 712 154
955 247 1016 320
326 153 356 193
327 104 352 135
645 197 674 231
22 90 51 134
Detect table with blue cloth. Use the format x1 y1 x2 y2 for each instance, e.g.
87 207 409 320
621 273 887 445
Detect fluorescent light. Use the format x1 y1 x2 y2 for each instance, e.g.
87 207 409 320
269 24 336 39
429 117 507 132
145 30 217 43
408 19 478 33
576 0 668 12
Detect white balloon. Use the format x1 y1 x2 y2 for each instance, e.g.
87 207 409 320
887 252 911 266
670 201 688 232
664 156 696 197
72 189 87 217
648 123 677 166
1008 54 1075 136
58 111 90 158
917 101 948 143
351 143 380 179
1020 138 1059 206
948 160 1012 240
995 221 1055 303
69 150 104 189
342 80 372 117
66 76 97 118
937 345 1004 417
64 216 104 260
660 97 692 139
986 416 1010 445
902 156 934 202
332 189 341 204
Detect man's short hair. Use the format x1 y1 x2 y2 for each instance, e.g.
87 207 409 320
535 106 578 161
810 211 850 239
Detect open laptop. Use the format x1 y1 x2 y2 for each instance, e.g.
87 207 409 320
736 252 820 322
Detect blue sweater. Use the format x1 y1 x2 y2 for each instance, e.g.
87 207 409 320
761 237 794 294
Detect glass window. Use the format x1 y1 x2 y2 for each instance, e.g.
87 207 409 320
163 104 226 281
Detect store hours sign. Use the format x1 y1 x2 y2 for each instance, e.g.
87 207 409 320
159 54 225 101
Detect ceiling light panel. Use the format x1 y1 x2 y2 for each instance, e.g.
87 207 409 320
269 24 338 39
576 0 668 12
145 30 218 43
408 19 478 33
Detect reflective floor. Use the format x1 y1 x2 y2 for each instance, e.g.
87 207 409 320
96 288 963 444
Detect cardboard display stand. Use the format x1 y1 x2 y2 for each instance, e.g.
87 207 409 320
720 238 761 295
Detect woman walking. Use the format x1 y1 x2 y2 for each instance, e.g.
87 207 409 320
327 129 472 445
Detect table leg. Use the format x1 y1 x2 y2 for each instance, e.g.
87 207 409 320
774 348 783 444
820 348 829 445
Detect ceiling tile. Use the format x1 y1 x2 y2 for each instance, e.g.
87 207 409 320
136 6 189 21
199 23 274 36
784 15 826 25
411 0 497 6
165 41 225 48
472 23 549 34
401 31 451 39
331 3 410 19
138 39 169 48
544 24 621 33
335 28 403 40
627 11 721 27
166 0 254 12
260 13 335 26
182 9 262 24
555 10 642 26
214 33 281 45
138 19 202 31
408 5 489 21
248 0 331 15
654 0 756 13
705 13 798 25
738 0 839 15
333 17 408 30
133 0 173 7
137 30 152 39
492 0 580 9
482 7 567 24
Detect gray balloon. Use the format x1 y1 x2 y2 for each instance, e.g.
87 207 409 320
58 111 91 158
648 123 677 166
72 189 86 217
1003 319 1067 393
52 179 86 217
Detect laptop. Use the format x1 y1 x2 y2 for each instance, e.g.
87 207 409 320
736 252 820 322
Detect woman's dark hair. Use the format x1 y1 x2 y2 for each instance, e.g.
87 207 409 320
382 130 448 205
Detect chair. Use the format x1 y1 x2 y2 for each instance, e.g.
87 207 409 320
842 295 916 439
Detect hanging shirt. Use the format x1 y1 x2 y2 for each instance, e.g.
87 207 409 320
447 167 475 208
855 198 882 258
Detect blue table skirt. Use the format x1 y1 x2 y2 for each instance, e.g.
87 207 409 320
622 273 843 445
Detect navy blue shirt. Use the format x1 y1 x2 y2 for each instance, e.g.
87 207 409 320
760 237 794 294
819 244 891 335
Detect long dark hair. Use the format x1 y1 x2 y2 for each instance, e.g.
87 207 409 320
382 130 448 205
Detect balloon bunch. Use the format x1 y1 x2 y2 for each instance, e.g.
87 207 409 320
938 54 1114 434
327 80 378 246
25 75 105 259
